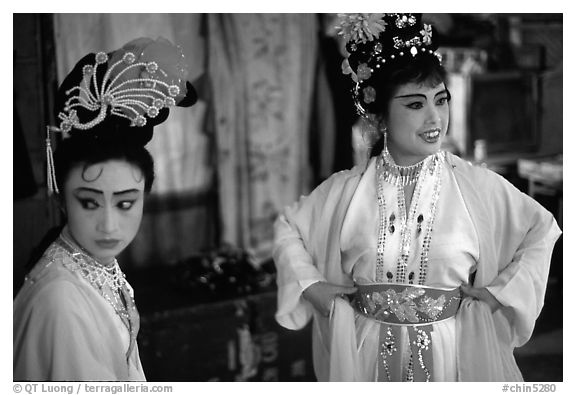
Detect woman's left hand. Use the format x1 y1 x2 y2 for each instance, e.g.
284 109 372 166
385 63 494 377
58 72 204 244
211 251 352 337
460 284 503 313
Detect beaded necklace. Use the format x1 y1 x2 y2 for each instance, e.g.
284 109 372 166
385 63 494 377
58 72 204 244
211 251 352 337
380 147 427 187
375 150 444 284
57 233 139 362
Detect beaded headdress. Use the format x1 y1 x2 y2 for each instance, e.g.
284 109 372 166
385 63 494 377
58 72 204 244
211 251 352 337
335 13 442 118
46 37 198 195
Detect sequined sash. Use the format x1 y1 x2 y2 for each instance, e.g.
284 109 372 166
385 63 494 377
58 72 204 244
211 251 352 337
353 283 461 381
353 283 461 326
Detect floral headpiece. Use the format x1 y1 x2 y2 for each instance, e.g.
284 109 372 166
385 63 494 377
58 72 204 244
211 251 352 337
335 13 442 118
46 37 198 195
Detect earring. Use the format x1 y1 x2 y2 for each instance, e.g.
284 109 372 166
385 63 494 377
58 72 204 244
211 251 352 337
381 126 388 151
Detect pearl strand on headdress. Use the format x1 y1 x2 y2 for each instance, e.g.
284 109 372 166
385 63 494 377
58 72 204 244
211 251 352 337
45 126 59 195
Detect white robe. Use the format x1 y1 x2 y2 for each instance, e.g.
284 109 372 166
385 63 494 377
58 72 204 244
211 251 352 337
273 152 561 381
13 240 146 381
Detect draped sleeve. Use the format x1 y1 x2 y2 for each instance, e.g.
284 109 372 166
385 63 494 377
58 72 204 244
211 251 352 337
450 153 561 347
273 166 364 330
481 171 561 346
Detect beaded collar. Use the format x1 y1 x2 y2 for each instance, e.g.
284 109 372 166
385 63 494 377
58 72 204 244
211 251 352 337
380 147 432 187
57 233 139 362
58 233 126 293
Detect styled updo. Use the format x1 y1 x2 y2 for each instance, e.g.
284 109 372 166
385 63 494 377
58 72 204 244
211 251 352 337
337 13 445 118
26 37 200 272
50 37 199 195
335 14 450 156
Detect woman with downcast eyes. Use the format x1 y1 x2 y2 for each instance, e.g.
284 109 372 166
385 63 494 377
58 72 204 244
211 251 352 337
13 37 197 381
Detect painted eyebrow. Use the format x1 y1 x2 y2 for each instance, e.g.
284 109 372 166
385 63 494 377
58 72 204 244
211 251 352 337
74 187 103 195
74 187 141 196
394 89 450 99
113 189 141 196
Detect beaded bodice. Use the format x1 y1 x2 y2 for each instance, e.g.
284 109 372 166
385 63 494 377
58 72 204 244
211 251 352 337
375 151 445 284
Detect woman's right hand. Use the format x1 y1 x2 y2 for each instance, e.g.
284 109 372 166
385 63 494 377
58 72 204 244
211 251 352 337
302 281 357 317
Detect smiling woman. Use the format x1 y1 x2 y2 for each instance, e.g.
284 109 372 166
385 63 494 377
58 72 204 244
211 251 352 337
385 82 450 165
273 13 561 382
13 37 197 381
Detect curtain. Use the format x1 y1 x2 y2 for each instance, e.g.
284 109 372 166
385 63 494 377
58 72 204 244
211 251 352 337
53 13 319 266
53 13 213 267
207 14 318 263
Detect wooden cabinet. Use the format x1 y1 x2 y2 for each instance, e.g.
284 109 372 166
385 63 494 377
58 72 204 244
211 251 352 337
137 292 315 381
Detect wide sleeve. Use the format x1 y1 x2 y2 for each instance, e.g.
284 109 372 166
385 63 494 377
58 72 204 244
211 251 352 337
479 172 561 347
273 165 363 331
273 182 332 330
456 298 523 381
14 279 122 381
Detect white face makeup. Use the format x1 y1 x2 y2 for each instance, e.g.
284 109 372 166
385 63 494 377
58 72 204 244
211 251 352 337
63 160 145 265
384 81 450 166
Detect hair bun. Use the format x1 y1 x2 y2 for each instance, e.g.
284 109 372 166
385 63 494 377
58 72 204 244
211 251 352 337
53 37 198 147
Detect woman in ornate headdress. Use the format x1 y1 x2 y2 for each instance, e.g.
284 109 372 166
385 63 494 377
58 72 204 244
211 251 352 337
13 37 197 381
273 14 561 381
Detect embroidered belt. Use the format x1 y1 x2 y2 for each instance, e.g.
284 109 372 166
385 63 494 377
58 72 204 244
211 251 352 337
353 283 462 326
352 283 462 381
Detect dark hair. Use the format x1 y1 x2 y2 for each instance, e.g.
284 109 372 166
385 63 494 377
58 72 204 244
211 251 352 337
54 134 155 194
366 53 449 157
